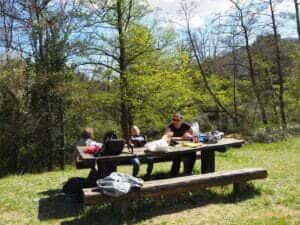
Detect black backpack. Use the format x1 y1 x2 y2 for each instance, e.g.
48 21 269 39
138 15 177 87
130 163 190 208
62 176 95 202
101 131 125 156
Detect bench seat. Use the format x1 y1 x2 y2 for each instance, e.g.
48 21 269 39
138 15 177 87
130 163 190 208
82 168 267 206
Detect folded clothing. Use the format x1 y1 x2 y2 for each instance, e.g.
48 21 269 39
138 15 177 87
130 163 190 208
96 172 144 197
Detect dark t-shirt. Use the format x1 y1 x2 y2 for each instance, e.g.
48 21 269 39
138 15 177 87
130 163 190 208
168 122 191 137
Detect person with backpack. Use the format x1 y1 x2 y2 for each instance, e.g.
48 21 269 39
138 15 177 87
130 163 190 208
64 127 103 201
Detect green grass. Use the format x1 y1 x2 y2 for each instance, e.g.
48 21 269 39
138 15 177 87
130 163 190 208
0 137 299 225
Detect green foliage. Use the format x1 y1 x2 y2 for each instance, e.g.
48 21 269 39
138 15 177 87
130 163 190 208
0 0 299 174
0 59 27 175
0 58 78 174
286 50 300 124
129 69 198 135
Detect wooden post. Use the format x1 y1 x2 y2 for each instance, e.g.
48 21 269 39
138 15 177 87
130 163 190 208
201 150 215 173
112 200 129 217
233 182 247 193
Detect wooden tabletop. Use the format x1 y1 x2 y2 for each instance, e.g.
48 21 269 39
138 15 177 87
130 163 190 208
77 138 244 163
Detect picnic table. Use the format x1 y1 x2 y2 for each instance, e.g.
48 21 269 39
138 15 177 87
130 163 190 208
76 138 244 179
77 138 268 213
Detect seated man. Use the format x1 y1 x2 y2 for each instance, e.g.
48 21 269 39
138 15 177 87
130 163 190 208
164 112 196 176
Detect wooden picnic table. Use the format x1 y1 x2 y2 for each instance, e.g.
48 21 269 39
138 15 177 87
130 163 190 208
76 138 244 179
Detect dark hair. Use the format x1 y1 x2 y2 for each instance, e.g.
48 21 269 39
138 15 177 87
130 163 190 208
173 112 183 119
103 130 118 142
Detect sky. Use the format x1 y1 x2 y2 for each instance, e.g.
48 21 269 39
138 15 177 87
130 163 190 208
149 0 231 28
148 0 297 36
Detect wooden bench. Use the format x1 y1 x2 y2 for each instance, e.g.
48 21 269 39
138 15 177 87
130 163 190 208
82 168 267 214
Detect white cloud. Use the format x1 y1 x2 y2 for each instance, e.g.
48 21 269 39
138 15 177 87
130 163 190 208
149 0 233 28
148 0 296 29
276 0 294 13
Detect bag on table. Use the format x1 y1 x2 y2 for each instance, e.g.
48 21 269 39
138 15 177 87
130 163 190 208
100 131 125 156
144 139 169 153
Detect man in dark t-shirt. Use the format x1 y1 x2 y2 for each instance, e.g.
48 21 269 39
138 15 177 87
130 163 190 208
168 122 191 137
164 112 196 176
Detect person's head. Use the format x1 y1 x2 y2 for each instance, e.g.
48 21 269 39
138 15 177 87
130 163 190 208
130 125 140 136
172 112 183 128
81 127 94 139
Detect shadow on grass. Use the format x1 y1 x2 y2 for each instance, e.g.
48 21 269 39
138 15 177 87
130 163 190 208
59 183 261 225
38 189 83 221
37 172 172 221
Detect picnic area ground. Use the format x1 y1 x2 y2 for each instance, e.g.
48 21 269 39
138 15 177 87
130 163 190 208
0 137 299 225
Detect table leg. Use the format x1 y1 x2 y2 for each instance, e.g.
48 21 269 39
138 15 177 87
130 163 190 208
201 150 215 173
96 161 117 179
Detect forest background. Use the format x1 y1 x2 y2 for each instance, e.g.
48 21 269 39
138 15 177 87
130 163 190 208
0 0 299 175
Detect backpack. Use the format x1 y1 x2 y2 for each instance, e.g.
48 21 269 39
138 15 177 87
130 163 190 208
103 131 118 142
101 131 125 156
62 177 95 202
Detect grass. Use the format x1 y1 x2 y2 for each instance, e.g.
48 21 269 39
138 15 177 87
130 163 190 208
0 137 299 225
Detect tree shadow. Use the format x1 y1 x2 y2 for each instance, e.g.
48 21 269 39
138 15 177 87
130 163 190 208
60 183 261 225
37 173 173 222
38 189 83 221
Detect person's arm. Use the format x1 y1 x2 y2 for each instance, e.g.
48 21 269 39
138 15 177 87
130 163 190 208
182 128 193 140
171 136 184 141
164 127 172 134
162 128 173 144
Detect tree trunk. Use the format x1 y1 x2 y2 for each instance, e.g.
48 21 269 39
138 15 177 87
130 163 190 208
234 3 268 125
244 31 268 124
117 0 133 138
58 97 65 169
232 49 239 124
269 0 287 129
295 0 300 41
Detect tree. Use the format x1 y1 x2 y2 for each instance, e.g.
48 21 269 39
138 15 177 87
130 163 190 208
0 0 14 63
294 0 300 40
180 1 237 124
229 0 268 125
0 0 77 171
267 0 287 128
220 24 242 123
78 0 155 137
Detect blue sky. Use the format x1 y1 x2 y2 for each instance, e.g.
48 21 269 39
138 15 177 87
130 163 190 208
148 0 297 37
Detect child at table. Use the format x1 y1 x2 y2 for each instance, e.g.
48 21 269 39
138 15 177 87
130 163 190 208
77 127 102 148
129 125 154 178
77 127 103 154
